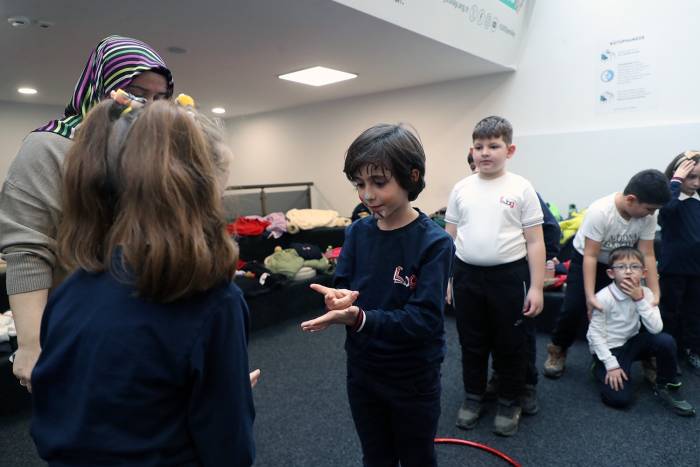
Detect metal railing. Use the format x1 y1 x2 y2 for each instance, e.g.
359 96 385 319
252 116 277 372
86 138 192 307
224 182 313 215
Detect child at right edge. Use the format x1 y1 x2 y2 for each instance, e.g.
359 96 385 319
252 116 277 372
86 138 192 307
587 246 694 416
659 152 700 374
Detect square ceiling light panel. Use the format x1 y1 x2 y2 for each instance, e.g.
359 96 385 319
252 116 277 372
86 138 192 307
278 66 357 87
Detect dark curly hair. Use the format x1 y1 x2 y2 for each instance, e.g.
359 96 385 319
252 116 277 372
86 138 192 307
343 123 426 201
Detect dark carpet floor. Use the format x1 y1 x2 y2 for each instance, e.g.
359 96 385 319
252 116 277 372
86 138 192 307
3 312 700 467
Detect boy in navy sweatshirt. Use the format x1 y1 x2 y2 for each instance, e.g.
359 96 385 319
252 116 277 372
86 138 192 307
302 124 454 467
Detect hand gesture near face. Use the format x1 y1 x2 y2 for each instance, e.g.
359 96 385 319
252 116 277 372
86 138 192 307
673 159 697 180
618 276 644 301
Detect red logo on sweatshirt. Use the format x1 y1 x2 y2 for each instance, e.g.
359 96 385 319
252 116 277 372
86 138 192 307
393 266 417 290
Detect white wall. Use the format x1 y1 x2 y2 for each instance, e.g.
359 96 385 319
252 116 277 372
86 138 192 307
333 0 535 68
225 0 700 216
0 101 65 181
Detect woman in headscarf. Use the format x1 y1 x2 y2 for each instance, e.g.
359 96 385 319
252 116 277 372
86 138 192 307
0 35 174 391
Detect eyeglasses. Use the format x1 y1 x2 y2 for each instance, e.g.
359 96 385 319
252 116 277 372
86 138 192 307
610 264 644 272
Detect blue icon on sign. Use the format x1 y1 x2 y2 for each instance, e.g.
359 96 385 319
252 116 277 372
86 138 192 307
600 49 615 61
599 92 614 103
600 69 615 82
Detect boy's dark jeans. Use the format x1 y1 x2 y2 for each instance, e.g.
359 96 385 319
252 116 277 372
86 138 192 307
453 257 530 401
660 274 700 355
347 361 441 467
551 251 611 350
593 331 678 408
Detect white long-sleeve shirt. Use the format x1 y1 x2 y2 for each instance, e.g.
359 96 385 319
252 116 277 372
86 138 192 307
586 283 663 371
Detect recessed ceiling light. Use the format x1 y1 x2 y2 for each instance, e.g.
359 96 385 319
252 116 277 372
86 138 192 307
18 87 38 95
7 16 31 28
212 107 226 115
278 66 357 87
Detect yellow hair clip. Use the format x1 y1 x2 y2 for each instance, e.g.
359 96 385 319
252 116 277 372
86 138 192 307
110 89 146 117
175 93 196 108
683 150 700 160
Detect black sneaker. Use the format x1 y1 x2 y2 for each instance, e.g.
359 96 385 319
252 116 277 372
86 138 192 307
456 394 483 430
493 399 522 436
654 383 695 417
519 384 539 415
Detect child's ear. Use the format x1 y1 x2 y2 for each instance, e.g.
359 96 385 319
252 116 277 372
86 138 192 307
606 269 616 280
410 168 420 183
506 144 517 158
624 194 638 205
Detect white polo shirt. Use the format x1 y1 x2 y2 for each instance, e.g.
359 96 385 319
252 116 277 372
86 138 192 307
445 172 543 266
572 193 658 263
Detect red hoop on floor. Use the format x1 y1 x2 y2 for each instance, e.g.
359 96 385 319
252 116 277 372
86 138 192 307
435 437 521 467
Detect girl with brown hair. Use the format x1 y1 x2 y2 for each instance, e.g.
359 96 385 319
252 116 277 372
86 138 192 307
29 97 255 466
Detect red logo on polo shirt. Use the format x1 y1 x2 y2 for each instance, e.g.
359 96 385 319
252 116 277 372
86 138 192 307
500 196 517 208
393 266 417 290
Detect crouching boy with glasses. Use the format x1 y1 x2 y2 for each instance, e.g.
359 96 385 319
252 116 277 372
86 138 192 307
587 246 695 416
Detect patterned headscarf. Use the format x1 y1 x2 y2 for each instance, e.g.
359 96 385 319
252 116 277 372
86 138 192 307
35 35 173 139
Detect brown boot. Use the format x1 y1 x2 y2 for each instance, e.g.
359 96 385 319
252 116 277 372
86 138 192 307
543 343 566 379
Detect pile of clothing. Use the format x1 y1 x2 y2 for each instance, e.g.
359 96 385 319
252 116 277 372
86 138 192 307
227 209 352 239
285 209 351 234
264 244 331 280
0 311 15 346
234 260 287 297
227 212 288 238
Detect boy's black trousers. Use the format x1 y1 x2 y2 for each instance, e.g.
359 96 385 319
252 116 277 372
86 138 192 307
551 251 611 350
347 361 441 467
452 257 531 401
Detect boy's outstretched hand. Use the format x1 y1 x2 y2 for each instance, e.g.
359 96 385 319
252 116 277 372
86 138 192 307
301 284 361 333
310 283 359 311
301 306 360 332
605 367 628 391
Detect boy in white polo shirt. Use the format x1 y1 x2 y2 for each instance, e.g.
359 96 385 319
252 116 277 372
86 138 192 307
445 116 545 436
543 170 671 379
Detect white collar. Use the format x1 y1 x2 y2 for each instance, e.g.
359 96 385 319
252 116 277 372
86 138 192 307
608 282 629 301
679 191 700 201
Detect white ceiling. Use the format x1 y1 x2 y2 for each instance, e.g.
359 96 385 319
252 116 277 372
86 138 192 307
1 0 510 118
